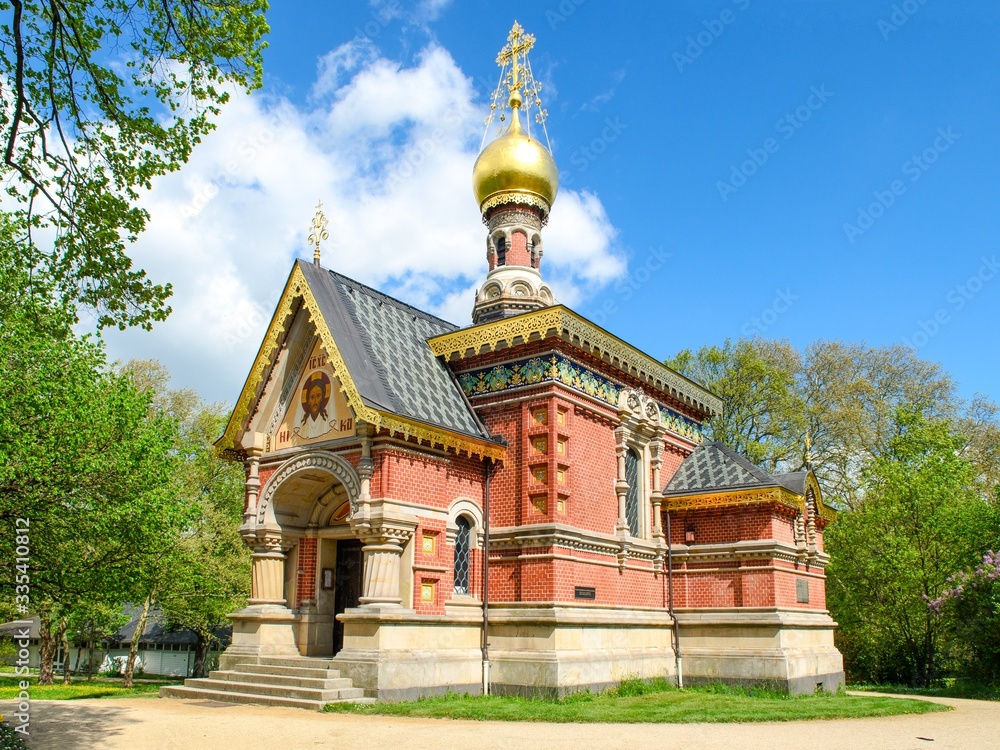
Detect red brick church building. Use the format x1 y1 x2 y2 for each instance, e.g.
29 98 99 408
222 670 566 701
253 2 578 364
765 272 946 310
163 23 842 707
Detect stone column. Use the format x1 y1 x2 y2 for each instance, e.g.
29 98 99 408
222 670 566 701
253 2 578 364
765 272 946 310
242 442 263 529
359 527 413 607
248 534 288 607
649 438 665 543
613 426 630 537
806 490 818 558
354 422 375 522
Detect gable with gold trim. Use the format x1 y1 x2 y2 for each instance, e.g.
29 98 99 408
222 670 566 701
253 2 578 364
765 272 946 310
217 261 505 461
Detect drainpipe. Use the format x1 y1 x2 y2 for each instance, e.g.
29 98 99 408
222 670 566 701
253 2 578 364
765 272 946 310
481 456 492 696
666 509 683 688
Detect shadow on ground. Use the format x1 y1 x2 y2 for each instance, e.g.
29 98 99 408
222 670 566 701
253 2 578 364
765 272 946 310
1 699 138 750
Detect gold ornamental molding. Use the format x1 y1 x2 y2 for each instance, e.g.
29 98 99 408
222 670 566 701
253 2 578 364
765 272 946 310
218 264 506 461
428 305 721 416
664 487 797 513
665 484 837 521
480 190 551 223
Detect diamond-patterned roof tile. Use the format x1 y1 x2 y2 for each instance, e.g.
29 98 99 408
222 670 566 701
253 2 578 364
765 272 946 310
299 261 488 441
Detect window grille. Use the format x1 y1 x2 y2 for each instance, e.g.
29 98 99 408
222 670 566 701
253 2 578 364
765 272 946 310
625 448 640 536
454 516 471 594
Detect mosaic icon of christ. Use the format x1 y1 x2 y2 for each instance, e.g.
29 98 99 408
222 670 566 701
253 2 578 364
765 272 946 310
296 371 334 439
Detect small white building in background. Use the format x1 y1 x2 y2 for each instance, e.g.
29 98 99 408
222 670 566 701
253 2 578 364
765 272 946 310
0 609 231 678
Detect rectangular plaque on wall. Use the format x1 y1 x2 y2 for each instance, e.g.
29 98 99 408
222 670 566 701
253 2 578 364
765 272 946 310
796 578 810 603
574 586 596 600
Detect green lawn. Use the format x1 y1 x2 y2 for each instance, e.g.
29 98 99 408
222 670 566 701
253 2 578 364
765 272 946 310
325 679 950 723
852 680 1000 702
0 675 177 701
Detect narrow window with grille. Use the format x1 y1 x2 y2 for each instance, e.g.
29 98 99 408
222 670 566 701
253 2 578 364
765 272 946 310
454 516 471 594
625 448 641 537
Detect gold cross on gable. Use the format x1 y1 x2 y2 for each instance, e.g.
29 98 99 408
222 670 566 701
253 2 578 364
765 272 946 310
496 21 535 95
308 201 329 266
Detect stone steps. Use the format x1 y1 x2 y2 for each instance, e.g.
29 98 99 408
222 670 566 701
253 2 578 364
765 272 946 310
238 663 342 679
211 669 353 690
160 655 373 711
258 656 339 669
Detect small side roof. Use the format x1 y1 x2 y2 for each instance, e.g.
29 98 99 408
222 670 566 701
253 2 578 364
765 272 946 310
664 441 778 496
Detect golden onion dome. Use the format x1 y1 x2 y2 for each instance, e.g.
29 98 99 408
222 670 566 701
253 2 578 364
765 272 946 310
473 98 558 215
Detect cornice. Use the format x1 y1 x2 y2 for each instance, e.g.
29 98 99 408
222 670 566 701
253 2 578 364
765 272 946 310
456 352 705 444
427 306 721 417
488 523 662 560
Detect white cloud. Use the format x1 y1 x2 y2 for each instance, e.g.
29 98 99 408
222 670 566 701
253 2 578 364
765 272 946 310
102 42 625 402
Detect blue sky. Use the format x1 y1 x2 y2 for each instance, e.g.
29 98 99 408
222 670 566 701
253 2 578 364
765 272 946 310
105 1 999 405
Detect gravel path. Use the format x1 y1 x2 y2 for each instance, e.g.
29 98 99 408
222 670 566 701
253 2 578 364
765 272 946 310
1 692 994 750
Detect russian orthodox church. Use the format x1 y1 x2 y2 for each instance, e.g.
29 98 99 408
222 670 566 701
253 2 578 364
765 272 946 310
163 23 843 707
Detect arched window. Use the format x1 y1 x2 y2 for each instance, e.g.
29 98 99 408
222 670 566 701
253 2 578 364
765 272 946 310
625 448 641 537
496 237 506 266
454 516 472 594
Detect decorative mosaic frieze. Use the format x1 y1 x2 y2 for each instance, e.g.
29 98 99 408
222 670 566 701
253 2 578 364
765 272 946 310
458 354 705 443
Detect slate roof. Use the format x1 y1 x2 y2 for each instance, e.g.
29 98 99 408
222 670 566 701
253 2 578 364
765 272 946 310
298 261 489 441
663 441 807 496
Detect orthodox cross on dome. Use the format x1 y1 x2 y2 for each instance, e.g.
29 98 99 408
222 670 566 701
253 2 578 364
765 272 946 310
308 201 329 266
497 22 534 100
482 21 551 150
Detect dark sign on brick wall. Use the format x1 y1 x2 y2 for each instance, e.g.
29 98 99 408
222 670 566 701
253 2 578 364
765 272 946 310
796 578 810 604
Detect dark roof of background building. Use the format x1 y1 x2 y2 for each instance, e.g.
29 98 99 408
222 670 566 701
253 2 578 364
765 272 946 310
110 607 231 647
299 260 489 442
0 610 231 647
663 441 810 496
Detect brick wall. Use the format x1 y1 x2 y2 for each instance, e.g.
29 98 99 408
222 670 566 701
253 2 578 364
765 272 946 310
295 536 317 608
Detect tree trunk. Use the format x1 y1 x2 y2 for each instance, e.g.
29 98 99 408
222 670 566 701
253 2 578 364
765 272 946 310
38 618 56 685
61 627 72 684
192 633 211 678
86 621 99 680
72 643 83 679
122 596 151 689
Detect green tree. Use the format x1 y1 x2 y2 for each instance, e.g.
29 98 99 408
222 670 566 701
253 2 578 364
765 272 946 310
825 410 994 686
1 0 268 329
158 403 249 676
120 360 248 680
666 338 806 471
0 262 186 684
930 550 1000 686
666 339 958 508
801 341 956 508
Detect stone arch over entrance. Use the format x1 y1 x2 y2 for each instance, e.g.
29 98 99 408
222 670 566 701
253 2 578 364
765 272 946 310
257 451 361 526
232 451 364 659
